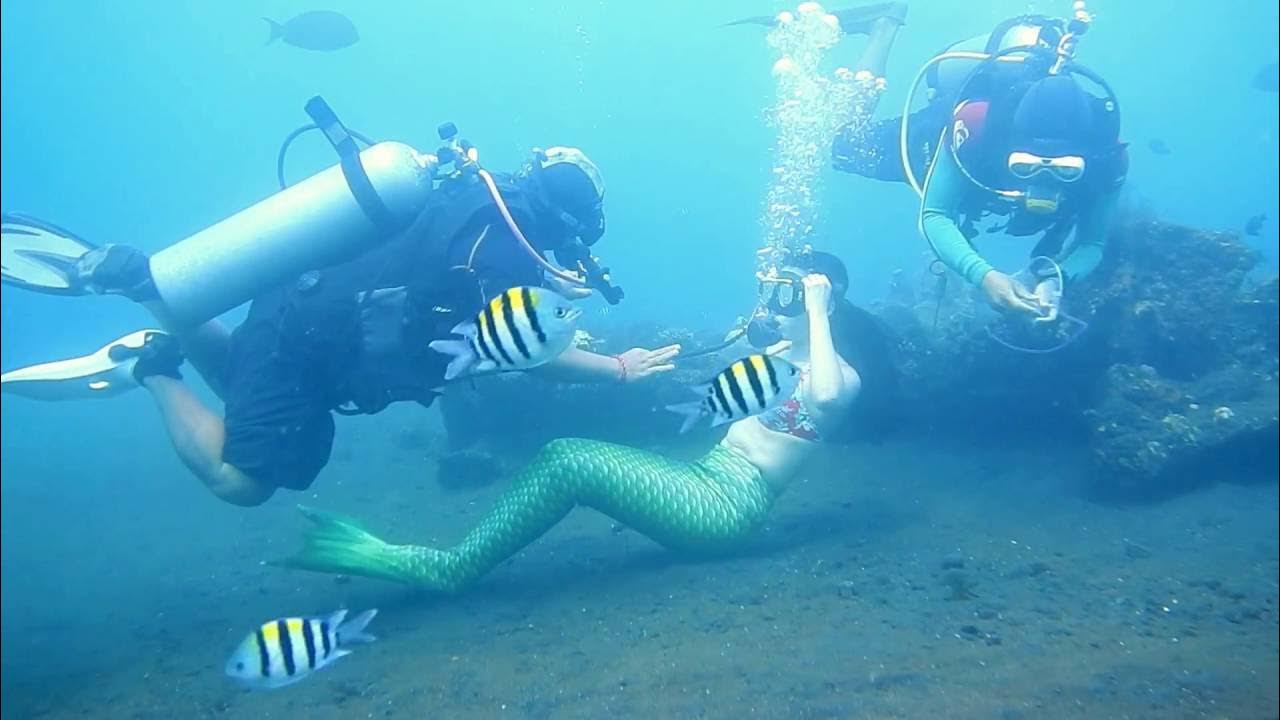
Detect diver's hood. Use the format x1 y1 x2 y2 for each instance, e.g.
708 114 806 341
542 146 605 199
526 146 606 246
1010 75 1098 158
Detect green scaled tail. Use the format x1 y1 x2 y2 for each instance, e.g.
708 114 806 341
278 440 773 593
274 506 439 585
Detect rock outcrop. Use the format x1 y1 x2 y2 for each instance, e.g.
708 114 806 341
440 220 1278 500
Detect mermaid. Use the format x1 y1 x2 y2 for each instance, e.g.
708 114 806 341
277 252 865 592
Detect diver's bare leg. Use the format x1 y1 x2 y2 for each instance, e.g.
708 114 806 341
854 8 906 78
77 244 234 397
141 375 273 507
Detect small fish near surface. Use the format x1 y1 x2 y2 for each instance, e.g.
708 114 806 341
263 11 359 52
1245 213 1267 236
429 286 582 381
1146 138 1171 155
667 354 802 433
226 609 377 690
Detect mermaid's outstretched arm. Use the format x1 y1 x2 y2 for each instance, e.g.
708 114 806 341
277 439 773 593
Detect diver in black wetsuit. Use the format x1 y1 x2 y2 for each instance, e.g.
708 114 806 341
3 148 681 506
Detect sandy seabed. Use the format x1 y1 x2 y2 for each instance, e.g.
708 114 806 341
2 418 1276 720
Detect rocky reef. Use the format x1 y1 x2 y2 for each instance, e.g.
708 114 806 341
439 220 1278 501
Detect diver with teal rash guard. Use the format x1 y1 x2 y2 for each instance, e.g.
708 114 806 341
811 3 1128 316
275 252 865 592
917 72 1125 314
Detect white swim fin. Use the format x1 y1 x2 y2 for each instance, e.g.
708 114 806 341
1 212 98 295
0 329 166 401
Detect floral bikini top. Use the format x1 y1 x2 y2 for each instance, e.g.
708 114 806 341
757 368 823 442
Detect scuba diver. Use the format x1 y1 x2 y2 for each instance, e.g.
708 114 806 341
817 3 1127 317
276 251 863 592
1 102 679 507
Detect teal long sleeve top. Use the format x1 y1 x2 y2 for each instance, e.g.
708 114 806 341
918 145 1120 286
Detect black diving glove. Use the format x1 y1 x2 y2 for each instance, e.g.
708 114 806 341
76 244 159 302
123 331 185 383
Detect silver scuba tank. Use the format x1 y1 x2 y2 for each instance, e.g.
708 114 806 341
148 140 437 327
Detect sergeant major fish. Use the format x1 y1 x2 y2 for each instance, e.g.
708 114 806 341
225 609 377 690
666 354 802 433
429 286 582 381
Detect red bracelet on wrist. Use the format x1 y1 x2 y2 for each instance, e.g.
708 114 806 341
614 354 628 383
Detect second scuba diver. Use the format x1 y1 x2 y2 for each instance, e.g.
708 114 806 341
741 4 1128 318
277 251 864 591
1 144 680 507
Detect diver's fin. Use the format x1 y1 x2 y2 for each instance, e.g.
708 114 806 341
830 2 908 34
1 213 98 295
0 329 166 401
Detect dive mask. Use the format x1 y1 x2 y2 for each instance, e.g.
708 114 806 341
1009 153 1082 214
757 268 806 317
1007 152 1085 183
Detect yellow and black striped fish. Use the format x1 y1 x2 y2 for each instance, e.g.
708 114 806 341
666 354 803 433
429 286 582 381
225 608 376 689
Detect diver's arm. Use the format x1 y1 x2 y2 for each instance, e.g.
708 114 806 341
536 345 681 384
1059 185 1120 282
141 376 274 507
919 148 994 287
536 347 624 382
922 149 1039 314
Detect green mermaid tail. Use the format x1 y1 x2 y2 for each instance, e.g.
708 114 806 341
277 439 773 593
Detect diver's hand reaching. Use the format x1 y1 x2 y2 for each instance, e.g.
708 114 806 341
1032 278 1062 323
802 273 833 315
547 272 594 300
981 271 1041 317
617 344 681 383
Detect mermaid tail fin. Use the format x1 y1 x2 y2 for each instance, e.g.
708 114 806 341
272 506 407 583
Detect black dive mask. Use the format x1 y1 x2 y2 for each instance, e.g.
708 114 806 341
757 268 807 317
559 204 605 246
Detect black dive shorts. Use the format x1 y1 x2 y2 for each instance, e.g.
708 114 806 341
831 104 948 183
220 296 336 492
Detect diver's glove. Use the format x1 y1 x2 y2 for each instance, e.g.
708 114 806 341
76 244 159 302
126 331 185 383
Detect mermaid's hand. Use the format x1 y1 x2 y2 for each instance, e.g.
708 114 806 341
617 344 680 383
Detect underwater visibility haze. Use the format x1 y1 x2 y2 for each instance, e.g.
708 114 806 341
1 1 1277 718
